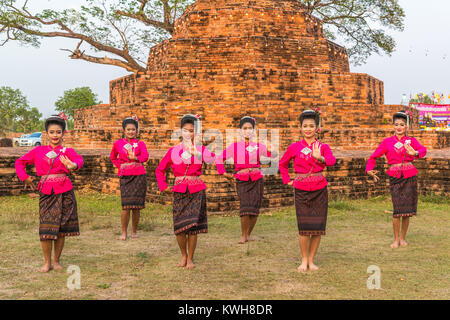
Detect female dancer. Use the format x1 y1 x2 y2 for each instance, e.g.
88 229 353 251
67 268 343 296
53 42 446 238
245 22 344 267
279 109 336 272
155 114 216 269
366 111 427 248
110 116 149 240
216 116 278 244
15 113 83 272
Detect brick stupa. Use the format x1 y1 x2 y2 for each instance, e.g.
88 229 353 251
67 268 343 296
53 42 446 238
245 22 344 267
31 0 449 211
61 0 450 152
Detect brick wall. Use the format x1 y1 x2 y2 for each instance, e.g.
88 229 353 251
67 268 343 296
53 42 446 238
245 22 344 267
2 148 448 213
42 127 450 153
2 132 24 139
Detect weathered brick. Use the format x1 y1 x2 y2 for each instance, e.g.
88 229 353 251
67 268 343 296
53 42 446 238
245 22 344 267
1 148 448 213
23 0 450 212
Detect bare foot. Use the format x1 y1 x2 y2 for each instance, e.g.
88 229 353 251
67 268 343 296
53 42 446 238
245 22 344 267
238 236 247 244
390 240 400 248
118 234 127 240
247 236 255 242
53 262 63 270
400 239 408 247
131 233 139 239
308 262 319 271
38 264 53 273
186 260 195 269
178 256 187 267
297 262 308 272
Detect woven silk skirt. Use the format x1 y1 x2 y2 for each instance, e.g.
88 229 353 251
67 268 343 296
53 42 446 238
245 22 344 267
294 187 328 236
172 189 208 235
389 173 418 218
119 174 147 210
39 190 80 241
236 178 264 217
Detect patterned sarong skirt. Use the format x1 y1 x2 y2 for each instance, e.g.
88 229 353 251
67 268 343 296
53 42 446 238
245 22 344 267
119 174 147 210
236 178 264 217
39 189 80 241
294 187 328 236
389 173 418 218
172 189 208 235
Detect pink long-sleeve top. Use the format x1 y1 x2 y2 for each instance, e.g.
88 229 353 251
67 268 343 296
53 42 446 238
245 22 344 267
15 145 84 195
110 138 149 176
155 144 216 193
216 141 273 181
365 135 427 178
279 139 336 191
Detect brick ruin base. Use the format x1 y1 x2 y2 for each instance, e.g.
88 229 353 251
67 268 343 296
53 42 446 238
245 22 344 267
50 0 447 153
2 148 448 214
42 128 450 152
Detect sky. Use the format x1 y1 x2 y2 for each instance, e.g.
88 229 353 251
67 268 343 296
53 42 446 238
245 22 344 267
0 0 449 118
352 0 450 105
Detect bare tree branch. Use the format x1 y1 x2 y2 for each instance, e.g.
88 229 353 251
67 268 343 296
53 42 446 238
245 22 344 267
5 10 145 72
115 0 175 33
60 39 142 73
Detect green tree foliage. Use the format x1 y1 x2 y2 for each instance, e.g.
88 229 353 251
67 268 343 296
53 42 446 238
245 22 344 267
301 0 405 65
0 0 405 71
55 87 101 129
0 86 43 135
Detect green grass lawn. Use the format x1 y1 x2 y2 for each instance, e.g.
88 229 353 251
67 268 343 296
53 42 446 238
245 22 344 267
0 192 448 300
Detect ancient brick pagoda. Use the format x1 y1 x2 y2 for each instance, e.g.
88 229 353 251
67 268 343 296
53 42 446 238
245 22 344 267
10 0 447 210
65 0 447 152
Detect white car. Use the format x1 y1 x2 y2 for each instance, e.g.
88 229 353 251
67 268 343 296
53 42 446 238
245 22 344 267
19 132 42 147
13 134 30 147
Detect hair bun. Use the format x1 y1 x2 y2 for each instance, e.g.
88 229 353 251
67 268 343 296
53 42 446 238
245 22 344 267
239 116 256 128
181 114 201 131
45 114 67 131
